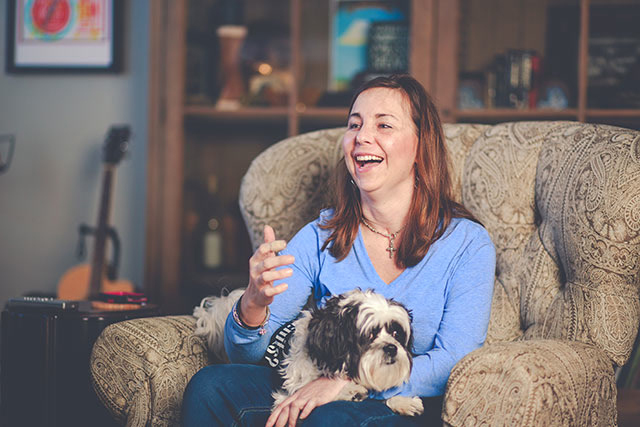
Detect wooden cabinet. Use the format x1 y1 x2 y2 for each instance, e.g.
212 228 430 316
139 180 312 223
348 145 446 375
145 0 639 313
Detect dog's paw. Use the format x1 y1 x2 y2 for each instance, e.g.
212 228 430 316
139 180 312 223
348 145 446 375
336 382 369 402
385 396 424 416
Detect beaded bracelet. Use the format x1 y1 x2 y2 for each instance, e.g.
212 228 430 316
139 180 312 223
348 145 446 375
233 295 270 335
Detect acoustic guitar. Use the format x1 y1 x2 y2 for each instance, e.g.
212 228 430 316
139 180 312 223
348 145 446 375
58 126 135 301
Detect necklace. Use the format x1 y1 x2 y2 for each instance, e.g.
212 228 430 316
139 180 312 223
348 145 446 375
361 217 403 259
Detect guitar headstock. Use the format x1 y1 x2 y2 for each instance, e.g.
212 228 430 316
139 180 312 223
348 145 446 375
103 125 131 165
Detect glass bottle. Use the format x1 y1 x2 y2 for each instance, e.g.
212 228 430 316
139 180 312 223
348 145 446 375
202 174 223 270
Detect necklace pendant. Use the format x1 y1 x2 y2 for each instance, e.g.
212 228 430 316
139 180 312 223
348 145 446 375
361 217 402 259
386 237 396 258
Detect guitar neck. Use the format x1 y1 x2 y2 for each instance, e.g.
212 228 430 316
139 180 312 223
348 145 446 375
88 165 116 298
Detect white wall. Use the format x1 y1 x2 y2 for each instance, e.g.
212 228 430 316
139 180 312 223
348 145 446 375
0 1 150 308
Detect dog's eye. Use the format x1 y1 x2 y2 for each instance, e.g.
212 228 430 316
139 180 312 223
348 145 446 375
368 327 381 341
388 322 407 344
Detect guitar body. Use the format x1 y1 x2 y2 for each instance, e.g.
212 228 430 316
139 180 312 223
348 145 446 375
58 264 134 301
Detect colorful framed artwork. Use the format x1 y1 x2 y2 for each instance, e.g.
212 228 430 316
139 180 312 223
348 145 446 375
6 0 123 73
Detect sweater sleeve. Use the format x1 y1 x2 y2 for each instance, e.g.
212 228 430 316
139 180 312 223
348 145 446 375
374 232 496 398
224 221 321 364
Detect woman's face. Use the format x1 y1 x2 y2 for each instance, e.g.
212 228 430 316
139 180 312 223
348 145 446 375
343 87 419 197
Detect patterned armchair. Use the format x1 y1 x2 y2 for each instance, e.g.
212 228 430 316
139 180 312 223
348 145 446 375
90 122 640 426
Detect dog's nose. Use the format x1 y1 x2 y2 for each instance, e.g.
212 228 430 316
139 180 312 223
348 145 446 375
383 344 397 357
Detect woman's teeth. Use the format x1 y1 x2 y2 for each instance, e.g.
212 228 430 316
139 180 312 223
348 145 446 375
356 155 383 167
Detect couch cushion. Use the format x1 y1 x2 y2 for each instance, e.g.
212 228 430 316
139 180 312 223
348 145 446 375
461 122 568 342
239 128 344 249
527 123 640 366
459 121 640 366
443 124 490 203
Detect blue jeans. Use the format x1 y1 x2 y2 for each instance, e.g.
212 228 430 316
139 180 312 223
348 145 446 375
182 364 443 426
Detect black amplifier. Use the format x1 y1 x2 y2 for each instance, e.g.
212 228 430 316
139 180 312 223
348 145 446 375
1 300 159 427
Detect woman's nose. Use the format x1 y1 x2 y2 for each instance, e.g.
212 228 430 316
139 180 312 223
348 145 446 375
355 124 373 144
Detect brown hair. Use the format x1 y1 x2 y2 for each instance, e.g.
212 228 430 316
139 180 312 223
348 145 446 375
320 74 478 268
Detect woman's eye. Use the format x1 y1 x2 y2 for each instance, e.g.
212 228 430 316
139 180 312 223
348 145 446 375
380 123 391 129
348 123 360 129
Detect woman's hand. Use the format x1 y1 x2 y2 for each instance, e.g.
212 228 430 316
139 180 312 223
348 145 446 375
266 377 350 427
240 225 295 326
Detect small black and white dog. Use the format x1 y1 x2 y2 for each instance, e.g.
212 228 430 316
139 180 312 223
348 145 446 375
194 288 423 416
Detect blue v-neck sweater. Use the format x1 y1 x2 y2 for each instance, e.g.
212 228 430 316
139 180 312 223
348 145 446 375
225 210 496 398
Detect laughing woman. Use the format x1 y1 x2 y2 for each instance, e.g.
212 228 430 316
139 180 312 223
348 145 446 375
182 74 496 427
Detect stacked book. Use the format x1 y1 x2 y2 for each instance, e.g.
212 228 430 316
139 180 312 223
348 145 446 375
485 49 542 109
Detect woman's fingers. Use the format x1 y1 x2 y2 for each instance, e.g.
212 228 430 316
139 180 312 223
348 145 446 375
263 224 276 244
268 394 297 427
245 225 294 311
265 403 285 427
299 399 316 420
261 266 293 283
263 282 288 298
262 254 295 271
250 256 294 284
287 400 306 427
267 393 318 427
250 252 293 278
256 240 287 259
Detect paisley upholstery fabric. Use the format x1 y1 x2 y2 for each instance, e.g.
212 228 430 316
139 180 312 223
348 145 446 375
90 316 210 426
239 128 344 249
90 123 640 426
443 124 490 203
444 340 617 426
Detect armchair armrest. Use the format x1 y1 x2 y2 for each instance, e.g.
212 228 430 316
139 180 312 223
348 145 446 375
90 315 212 427
443 340 617 427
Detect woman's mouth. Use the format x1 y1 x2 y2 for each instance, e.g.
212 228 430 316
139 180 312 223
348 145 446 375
355 154 383 169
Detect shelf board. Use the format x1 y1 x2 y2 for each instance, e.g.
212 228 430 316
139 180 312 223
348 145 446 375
299 107 349 123
455 108 579 121
184 104 352 125
184 105 290 121
586 109 640 119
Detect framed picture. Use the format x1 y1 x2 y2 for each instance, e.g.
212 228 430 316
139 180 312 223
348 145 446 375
6 0 123 73
329 0 408 91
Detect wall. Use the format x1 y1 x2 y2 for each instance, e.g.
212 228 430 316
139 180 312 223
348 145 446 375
0 1 149 308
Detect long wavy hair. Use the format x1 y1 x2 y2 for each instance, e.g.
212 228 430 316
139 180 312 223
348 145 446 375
320 74 478 268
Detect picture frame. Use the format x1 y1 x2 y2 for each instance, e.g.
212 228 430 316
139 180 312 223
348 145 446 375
6 0 123 73
328 0 408 92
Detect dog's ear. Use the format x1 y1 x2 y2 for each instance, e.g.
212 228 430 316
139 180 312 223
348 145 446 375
306 296 362 376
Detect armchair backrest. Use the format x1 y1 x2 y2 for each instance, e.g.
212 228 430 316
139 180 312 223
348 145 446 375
239 128 344 247
239 122 640 367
